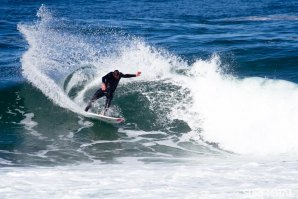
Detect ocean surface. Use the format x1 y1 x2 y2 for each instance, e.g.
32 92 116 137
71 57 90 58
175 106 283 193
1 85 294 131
1 0 298 198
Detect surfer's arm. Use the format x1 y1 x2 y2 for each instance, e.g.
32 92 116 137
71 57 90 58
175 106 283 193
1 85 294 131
101 72 113 91
121 72 141 78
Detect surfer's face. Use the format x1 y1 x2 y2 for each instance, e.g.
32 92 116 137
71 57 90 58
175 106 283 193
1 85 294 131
113 72 120 79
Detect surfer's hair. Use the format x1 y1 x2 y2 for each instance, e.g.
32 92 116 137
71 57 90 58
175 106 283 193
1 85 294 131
113 70 120 76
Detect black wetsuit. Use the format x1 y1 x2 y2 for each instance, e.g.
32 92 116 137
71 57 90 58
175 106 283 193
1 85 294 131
85 72 136 112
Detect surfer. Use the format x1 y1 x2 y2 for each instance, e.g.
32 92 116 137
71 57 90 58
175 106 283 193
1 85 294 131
85 70 141 115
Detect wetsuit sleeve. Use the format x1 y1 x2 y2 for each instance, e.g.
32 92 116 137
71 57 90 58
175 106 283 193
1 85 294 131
120 73 136 78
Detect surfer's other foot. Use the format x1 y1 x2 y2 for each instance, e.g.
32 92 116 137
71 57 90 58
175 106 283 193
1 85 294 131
85 105 90 112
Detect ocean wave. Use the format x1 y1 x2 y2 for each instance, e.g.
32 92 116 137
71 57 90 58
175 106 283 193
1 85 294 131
18 5 298 156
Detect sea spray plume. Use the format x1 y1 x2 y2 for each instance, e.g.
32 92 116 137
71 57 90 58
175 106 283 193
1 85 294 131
18 5 127 112
36 4 53 22
18 5 97 114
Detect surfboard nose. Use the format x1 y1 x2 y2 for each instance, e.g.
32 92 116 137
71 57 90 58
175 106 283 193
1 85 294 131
116 118 125 123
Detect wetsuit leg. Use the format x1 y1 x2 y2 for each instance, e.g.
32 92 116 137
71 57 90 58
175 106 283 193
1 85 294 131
102 92 114 114
85 89 105 112
105 93 114 108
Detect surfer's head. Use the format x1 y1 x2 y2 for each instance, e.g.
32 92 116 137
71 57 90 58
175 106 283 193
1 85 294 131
113 70 120 79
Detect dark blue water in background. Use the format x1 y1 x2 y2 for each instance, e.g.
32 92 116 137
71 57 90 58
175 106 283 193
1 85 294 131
1 0 297 86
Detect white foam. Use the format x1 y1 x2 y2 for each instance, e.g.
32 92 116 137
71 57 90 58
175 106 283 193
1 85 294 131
182 55 298 155
0 158 13 166
20 113 46 139
119 129 167 138
0 157 297 199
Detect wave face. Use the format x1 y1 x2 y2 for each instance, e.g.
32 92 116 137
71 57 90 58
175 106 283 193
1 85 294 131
15 5 298 158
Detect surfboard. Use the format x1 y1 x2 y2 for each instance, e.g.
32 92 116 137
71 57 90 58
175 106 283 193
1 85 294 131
84 112 125 124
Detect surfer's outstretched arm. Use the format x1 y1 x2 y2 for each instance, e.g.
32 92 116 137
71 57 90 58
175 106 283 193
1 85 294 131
121 71 141 78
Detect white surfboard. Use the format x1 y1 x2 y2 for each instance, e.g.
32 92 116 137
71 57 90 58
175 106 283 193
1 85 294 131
84 112 125 124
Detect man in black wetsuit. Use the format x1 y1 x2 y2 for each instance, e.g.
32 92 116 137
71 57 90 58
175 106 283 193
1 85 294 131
85 70 141 114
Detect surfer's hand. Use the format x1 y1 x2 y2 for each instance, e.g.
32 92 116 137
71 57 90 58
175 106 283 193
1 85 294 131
136 71 141 77
101 83 106 91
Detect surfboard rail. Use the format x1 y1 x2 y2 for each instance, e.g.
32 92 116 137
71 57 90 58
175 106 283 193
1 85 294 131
84 112 125 124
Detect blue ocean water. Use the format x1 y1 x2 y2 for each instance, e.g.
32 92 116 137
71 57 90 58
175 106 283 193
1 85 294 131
1 0 297 84
0 0 298 198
